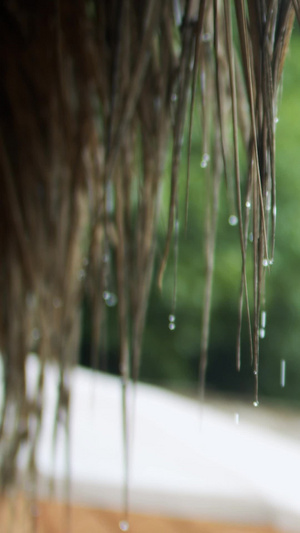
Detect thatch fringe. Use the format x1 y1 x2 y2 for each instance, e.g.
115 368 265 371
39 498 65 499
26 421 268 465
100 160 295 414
0 0 296 495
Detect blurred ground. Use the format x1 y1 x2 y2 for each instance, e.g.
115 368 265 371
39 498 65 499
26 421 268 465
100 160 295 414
0 498 282 533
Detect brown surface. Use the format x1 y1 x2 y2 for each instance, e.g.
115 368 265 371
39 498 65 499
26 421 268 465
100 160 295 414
0 497 282 533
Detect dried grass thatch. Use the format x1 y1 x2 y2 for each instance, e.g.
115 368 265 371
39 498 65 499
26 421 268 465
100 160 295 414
0 0 298 501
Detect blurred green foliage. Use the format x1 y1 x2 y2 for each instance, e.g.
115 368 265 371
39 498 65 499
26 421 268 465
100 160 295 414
81 28 300 406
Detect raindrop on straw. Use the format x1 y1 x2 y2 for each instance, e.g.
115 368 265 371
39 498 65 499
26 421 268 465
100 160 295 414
168 314 176 331
228 215 238 226
280 359 286 388
103 291 118 307
202 32 211 42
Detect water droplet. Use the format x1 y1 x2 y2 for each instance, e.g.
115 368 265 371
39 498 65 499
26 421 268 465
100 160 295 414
26 292 36 309
253 401 259 407
228 215 238 226
83 257 89 267
32 328 40 341
259 328 266 339
262 259 269 267
119 520 129 531
253 370 258 376
200 153 210 168
273 206 277 217
53 297 62 309
261 311 267 329
249 233 254 242
266 191 271 212
103 291 118 307
275 117 279 124
173 0 182 27
103 253 110 263
78 269 86 281
169 323 176 331
245 201 251 209
169 314 176 323
202 32 211 42
171 93 178 102
280 359 286 388
154 96 161 111
235 413 239 425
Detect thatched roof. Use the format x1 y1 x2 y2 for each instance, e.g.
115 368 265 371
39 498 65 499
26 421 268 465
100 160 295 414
0 0 297 501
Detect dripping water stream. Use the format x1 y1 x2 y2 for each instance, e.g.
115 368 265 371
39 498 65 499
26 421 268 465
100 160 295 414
169 211 179 332
120 378 130 531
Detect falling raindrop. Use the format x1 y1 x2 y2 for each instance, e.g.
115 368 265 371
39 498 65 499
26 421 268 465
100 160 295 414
32 328 40 341
200 153 210 168
253 401 259 407
119 520 129 531
169 323 176 331
53 297 62 309
228 215 238 226
259 328 265 339
280 359 286 388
